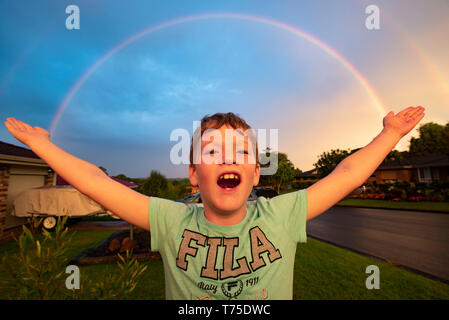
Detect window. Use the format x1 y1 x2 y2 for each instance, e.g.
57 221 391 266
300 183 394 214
418 167 432 183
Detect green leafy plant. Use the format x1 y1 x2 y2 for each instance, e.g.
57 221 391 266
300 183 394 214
1 217 148 300
84 250 148 299
0 216 74 299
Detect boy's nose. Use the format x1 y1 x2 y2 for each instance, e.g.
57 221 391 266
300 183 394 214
222 148 236 164
223 152 234 164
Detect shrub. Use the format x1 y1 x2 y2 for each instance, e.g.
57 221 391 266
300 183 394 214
0 216 74 299
354 181 449 202
78 250 147 299
0 217 147 300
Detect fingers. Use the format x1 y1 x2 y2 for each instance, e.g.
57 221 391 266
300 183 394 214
13 119 27 131
4 119 22 139
414 112 425 123
411 108 425 124
397 106 414 117
19 120 33 130
403 109 416 118
407 106 425 121
396 106 425 120
409 106 424 116
4 119 14 132
5 118 20 131
5 118 31 131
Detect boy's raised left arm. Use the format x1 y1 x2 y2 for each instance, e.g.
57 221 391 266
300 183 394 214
4 118 151 230
306 106 425 221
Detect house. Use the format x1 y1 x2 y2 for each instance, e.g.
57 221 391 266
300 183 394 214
0 141 56 241
294 168 319 182
293 154 449 186
368 154 449 184
189 185 199 194
111 177 140 189
0 140 142 242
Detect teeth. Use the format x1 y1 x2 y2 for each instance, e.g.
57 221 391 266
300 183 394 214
219 173 239 180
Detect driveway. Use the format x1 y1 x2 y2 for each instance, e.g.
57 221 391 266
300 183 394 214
307 206 449 282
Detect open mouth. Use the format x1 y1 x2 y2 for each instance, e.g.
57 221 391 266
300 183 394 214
217 172 241 190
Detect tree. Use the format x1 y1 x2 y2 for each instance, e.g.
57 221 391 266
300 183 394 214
140 170 168 197
409 122 449 156
99 166 108 175
113 173 132 182
381 149 408 164
314 149 351 178
259 152 300 193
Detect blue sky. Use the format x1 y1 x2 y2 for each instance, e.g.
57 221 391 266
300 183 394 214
1 0 448 178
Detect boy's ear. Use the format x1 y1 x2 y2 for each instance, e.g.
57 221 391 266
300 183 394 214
253 164 261 186
189 164 199 187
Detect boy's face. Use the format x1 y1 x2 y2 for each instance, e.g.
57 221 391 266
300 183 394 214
189 125 260 215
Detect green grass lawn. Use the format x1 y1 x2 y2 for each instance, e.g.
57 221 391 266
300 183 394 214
1 229 448 299
337 198 449 212
294 238 448 299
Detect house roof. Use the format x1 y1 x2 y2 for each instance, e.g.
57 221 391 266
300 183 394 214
0 140 49 167
378 154 449 170
295 168 318 178
294 154 449 177
111 177 139 188
0 141 40 159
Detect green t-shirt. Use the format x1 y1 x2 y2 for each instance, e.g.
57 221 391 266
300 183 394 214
148 189 308 300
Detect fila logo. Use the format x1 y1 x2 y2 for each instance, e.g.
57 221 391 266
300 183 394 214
176 226 282 280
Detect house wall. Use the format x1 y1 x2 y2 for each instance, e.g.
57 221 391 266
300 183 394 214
372 166 448 185
397 169 413 182
0 165 55 241
374 169 413 183
0 166 10 240
45 170 56 186
442 167 448 181
434 167 448 182
411 169 419 182
6 167 47 229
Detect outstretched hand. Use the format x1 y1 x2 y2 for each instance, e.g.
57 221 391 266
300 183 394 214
4 118 50 147
383 106 425 138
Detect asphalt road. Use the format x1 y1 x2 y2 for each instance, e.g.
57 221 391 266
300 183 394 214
306 206 449 281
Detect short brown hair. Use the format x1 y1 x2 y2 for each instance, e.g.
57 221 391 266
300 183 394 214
189 112 258 165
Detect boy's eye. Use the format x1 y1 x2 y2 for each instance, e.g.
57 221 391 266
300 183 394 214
237 150 249 155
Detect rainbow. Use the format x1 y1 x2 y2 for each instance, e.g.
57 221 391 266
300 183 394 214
379 5 449 103
50 12 387 133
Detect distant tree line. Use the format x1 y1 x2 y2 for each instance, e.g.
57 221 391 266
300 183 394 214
113 171 192 200
313 121 449 179
258 151 301 194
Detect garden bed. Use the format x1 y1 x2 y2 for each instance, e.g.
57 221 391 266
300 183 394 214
69 229 161 265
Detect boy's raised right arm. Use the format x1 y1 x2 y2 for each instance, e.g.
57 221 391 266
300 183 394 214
305 106 425 221
4 118 151 231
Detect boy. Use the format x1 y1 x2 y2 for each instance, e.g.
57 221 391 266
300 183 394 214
4 106 425 299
